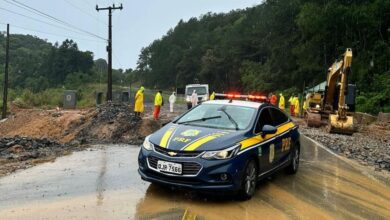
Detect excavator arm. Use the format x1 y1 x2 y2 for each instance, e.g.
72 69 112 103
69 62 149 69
326 48 355 134
324 48 353 114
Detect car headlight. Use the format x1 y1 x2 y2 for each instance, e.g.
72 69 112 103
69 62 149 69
142 136 154 151
201 144 241 160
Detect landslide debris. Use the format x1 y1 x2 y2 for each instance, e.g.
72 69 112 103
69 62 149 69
0 103 182 176
0 136 79 176
73 102 162 145
0 109 87 143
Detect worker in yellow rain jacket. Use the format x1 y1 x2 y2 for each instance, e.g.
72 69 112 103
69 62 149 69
210 91 216 100
294 96 300 117
303 99 307 111
134 86 144 117
153 91 163 120
278 93 285 110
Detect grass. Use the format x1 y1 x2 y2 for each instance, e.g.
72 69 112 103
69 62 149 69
0 83 187 110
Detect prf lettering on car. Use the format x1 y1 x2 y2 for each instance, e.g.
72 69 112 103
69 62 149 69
173 137 191 143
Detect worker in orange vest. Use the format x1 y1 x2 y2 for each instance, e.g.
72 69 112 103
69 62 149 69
270 93 277 105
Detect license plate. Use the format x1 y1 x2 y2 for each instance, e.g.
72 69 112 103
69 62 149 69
157 160 182 174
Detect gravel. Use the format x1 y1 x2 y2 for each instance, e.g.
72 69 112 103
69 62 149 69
301 127 390 172
75 102 142 144
0 136 81 176
0 136 74 161
94 102 140 123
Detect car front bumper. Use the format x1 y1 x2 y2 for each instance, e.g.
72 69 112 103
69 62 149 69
138 147 249 191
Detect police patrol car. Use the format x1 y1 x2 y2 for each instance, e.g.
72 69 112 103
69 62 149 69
138 98 300 199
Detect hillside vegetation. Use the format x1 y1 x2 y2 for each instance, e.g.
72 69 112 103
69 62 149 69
0 34 135 108
136 0 390 114
0 0 389 114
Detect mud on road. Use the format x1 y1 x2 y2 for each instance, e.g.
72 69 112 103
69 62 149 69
0 136 389 220
0 136 80 177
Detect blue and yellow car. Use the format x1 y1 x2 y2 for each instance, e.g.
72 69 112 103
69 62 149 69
138 99 300 199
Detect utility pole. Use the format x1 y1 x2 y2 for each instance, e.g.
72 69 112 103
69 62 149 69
96 3 123 101
2 24 10 119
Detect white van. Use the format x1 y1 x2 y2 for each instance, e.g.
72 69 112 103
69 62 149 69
185 84 209 108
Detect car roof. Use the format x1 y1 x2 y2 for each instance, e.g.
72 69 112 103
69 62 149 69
203 99 263 108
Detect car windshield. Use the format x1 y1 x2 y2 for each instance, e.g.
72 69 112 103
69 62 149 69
176 104 256 130
186 87 207 95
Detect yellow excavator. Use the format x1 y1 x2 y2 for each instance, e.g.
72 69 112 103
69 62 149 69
306 48 356 135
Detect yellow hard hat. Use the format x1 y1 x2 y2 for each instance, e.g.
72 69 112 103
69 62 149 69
140 86 145 91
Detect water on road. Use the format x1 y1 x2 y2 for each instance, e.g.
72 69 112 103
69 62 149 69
0 137 389 220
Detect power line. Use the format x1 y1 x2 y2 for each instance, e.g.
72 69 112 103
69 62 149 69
0 7 101 39
63 0 107 25
4 0 106 41
0 22 106 43
10 0 106 40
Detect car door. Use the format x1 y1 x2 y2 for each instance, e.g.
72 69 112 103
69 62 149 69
254 107 276 174
269 107 292 165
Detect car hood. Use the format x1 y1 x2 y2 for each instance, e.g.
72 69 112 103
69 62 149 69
149 123 248 151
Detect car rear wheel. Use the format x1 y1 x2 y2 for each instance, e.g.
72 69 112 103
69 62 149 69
286 145 300 174
237 159 257 200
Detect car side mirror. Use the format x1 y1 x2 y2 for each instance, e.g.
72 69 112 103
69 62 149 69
261 125 277 137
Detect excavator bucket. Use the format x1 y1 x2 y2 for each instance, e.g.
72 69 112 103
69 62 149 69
306 111 322 127
328 114 355 135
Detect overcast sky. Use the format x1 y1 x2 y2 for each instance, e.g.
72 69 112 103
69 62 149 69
0 0 262 69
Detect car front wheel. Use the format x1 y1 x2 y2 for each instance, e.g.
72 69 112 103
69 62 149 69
238 159 258 200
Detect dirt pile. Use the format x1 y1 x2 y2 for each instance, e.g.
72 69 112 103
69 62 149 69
72 102 165 145
0 103 179 146
0 109 87 143
0 136 79 176
301 126 390 172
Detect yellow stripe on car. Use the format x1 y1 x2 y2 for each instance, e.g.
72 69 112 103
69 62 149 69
240 122 295 150
183 132 228 151
159 126 176 148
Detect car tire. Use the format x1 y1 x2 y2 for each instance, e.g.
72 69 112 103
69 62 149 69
286 144 300 174
237 159 258 200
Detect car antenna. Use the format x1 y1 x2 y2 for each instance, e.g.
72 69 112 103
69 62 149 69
229 99 233 103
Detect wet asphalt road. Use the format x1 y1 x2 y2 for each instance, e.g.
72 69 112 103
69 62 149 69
0 136 389 220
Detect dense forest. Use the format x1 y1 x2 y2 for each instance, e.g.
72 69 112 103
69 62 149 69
0 34 133 92
136 0 390 113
